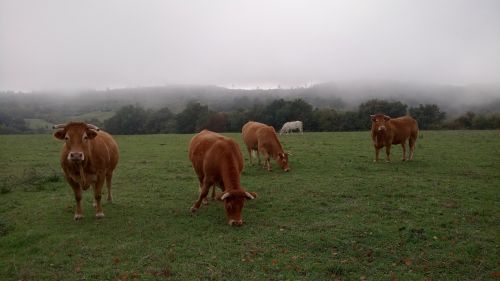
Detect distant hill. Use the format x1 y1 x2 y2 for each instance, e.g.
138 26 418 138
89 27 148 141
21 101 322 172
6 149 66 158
1 82 499 125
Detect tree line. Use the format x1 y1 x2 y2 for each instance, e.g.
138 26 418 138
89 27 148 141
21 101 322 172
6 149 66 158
100 98 500 134
1 98 499 134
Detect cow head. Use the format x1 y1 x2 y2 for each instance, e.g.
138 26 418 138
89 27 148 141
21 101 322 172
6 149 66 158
370 114 391 133
53 122 100 163
277 152 290 172
216 190 257 226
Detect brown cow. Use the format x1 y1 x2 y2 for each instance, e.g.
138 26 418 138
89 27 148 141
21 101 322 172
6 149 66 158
242 121 290 172
53 122 119 220
370 114 419 162
188 130 257 226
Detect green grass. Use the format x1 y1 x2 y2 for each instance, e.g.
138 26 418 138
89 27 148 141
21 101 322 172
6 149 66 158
0 131 499 280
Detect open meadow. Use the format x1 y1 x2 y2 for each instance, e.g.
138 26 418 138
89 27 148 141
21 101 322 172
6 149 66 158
0 131 499 280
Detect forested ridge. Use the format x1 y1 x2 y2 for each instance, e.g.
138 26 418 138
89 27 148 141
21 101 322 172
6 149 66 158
1 82 499 134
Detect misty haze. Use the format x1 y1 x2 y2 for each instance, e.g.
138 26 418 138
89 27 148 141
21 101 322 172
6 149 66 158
1 0 500 133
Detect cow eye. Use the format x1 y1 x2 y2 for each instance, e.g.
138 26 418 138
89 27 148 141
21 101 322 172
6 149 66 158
64 136 69 141
83 136 88 141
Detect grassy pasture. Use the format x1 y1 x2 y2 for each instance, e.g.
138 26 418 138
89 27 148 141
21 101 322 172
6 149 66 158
0 131 499 280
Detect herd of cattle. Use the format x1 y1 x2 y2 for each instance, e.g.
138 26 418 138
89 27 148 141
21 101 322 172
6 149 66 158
52 114 418 225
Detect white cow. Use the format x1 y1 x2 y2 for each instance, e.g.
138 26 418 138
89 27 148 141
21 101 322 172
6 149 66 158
279 121 303 135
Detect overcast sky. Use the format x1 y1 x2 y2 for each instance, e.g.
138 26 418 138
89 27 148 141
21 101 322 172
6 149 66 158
1 0 499 91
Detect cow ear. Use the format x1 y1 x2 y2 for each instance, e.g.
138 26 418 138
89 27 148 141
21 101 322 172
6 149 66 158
245 192 257 200
370 115 376 121
53 130 66 140
86 129 98 139
384 115 391 121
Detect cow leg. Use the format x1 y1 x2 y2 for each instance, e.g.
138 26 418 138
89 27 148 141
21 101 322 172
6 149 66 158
200 184 209 205
192 180 211 212
409 137 416 160
374 146 381 162
247 147 253 165
93 175 105 218
401 142 407 161
259 150 271 171
211 185 216 201
105 172 113 203
255 150 261 165
385 144 392 162
266 159 272 171
69 179 84 220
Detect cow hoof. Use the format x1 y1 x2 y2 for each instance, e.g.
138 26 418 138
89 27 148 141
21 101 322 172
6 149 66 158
95 212 105 219
190 207 198 213
202 199 209 205
74 214 83 221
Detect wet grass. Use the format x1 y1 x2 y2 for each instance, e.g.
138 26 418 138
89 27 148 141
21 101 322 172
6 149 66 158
0 130 499 280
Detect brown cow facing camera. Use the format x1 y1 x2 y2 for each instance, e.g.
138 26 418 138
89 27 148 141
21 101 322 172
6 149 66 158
370 114 419 162
53 122 119 220
188 130 257 226
242 121 290 172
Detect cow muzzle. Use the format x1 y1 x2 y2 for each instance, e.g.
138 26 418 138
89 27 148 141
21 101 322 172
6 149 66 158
228 219 243 226
377 126 386 132
68 152 84 162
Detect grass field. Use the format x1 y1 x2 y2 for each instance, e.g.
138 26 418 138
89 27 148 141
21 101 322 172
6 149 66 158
0 131 499 280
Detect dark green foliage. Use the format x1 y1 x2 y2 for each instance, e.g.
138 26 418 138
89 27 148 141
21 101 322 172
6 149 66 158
257 98 314 130
144 107 176 133
0 112 28 134
3 87 500 134
103 105 149 134
444 111 500 130
175 102 211 133
358 99 408 128
409 104 446 129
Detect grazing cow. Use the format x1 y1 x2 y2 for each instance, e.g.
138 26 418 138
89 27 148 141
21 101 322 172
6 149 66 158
279 121 303 135
53 122 119 220
188 130 257 226
370 114 419 162
242 121 290 172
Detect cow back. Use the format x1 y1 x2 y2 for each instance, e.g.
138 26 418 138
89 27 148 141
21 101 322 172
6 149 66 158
371 115 418 145
388 116 419 144
256 125 284 154
189 130 243 185
242 121 268 150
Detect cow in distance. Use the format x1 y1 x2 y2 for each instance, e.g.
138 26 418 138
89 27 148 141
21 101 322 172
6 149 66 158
242 121 290 172
279 121 303 135
370 114 418 162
